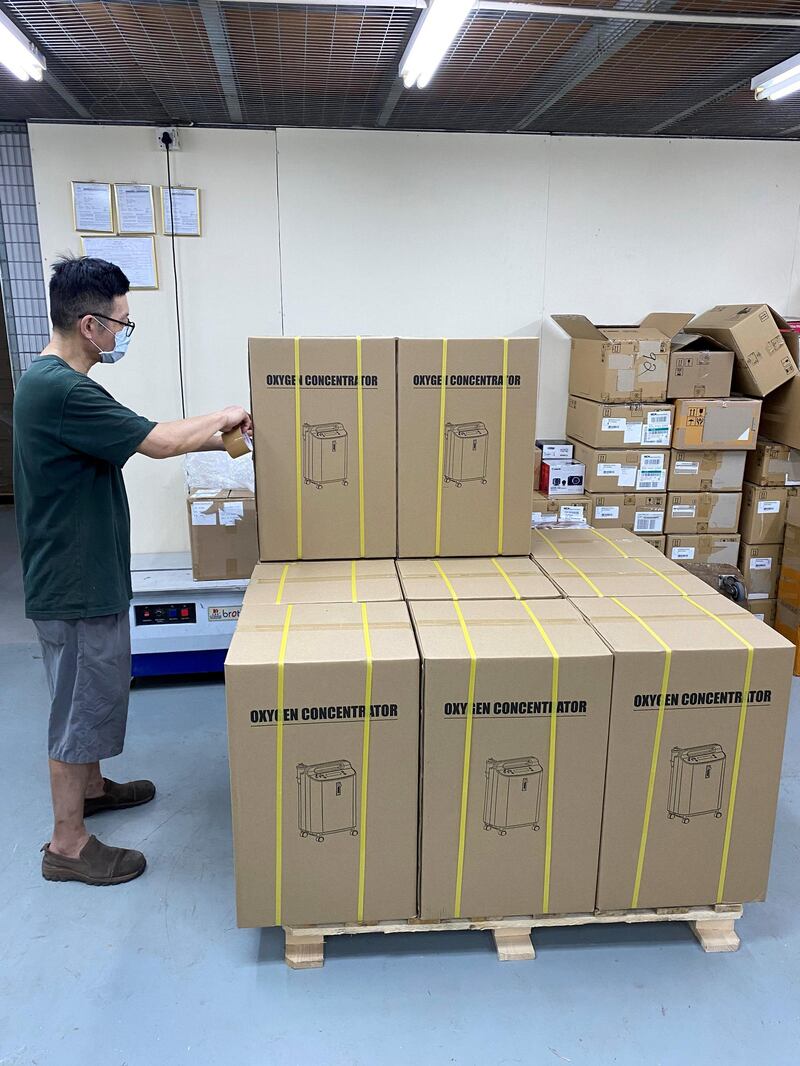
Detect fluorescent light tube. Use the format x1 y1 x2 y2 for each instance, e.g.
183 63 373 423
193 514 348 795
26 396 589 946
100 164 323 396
752 52 800 101
0 9 45 82
400 0 474 90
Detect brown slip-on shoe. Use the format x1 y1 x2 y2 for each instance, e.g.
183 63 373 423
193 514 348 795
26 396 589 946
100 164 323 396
41 835 146 885
84 777 156 817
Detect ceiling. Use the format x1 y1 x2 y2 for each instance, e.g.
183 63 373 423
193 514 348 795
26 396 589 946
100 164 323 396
3 0 800 138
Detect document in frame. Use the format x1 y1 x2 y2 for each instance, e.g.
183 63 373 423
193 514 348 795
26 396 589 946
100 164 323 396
114 183 156 234
71 181 114 233
80 236 158 290
161 185 201 236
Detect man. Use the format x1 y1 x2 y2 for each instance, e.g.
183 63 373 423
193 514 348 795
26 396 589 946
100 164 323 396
13 255 252 886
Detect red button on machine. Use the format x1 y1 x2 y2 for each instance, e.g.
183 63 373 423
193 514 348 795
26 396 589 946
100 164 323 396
180 608 190 618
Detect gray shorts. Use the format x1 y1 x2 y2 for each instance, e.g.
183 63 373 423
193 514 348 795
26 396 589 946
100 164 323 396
34 612 131 764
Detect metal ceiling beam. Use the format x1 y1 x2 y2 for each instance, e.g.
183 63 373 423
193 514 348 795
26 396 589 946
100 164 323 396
647 76 751 135
197 0 243 124
510 0 677 132
377 77 406 128
42 70 92 120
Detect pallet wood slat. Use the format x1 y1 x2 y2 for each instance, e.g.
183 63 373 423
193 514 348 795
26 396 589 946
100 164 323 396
282 904 744 967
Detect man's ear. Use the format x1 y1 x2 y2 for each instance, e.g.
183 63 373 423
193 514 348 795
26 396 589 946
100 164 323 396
77 314 94 341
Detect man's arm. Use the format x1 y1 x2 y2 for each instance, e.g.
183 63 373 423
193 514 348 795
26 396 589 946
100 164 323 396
137 406 251 459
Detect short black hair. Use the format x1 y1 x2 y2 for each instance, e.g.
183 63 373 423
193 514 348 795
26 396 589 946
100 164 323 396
49 254 130 331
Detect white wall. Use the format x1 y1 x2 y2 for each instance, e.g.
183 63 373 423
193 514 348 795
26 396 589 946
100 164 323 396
28 125 282 553
28 123 800 553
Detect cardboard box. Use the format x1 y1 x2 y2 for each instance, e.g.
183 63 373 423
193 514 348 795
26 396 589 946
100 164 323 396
667 333 735 399
760 369 800 451
187 490 258 581
665 492 742 535
739 484 789 545
672 398 761 451
397 338 538 557
746 599 776 627
533 447 541 492
688 304 798 397
577 594 792 909
566 396 673 449
775 600 800 673
531 491 591 525
225 600 420 927
395 557 560 601
665 534 741 567
408 598 613 919
540 459 585 496
535 553 709 599
740 542 782 600
248 337 396 561
536 439 572 460
668 450 746 492
243 560 403 607
587 493 666 535
639 535 666 553
553 313 692 403
744 439 800 487
530 525 666 560
569 441 669 493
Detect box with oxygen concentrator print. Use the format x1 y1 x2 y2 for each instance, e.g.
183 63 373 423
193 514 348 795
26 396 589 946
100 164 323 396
397 338 538 557
576 594 793 909
408 597 613 920
248 336 397 561
225 600 420 928
243 560 403 606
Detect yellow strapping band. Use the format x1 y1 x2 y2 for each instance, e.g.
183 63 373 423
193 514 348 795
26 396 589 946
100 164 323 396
452 599 477 919
274 604 293 926
497 338 509 555
293 338 303 559
433 559 459 600
589 527 629 557
635 557 689 596
534 528 563 559
684 595 755 904
274 563 290 605
520 600 559 914
434 339 448 557
356 336 366 558
491 557 521 599
357 602 373 921
610 597 672 910
351 560 358 604
563 557 604 598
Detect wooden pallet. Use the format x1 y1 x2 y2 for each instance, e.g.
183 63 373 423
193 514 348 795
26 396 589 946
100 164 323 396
283 903 743 968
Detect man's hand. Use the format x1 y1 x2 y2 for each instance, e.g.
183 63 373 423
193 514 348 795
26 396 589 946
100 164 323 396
219 406 253 435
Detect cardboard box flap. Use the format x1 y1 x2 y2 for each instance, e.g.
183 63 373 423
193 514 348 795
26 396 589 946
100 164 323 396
639 313 695 339
672 332 733 354
396 557 560 601
575 594 793 654
552 314 607 342
229 601 419 665
530 526 664 559
536 555 710 599
408 598 611 662
243 560 402 605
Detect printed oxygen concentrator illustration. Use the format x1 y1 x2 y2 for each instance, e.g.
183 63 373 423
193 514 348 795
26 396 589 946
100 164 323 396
443 421 489 487
483 757 543 835
302 422 349 489
667 744 726 824
297 760 359 842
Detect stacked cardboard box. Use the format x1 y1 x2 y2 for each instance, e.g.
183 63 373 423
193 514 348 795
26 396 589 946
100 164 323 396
186 489 258 581
555 312 693 545
775 494 800 671
533 438 589 526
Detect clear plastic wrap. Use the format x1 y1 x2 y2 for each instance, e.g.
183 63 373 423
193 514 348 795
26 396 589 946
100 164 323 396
185 450 254 493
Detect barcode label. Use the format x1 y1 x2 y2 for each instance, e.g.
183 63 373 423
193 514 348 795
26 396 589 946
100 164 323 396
602 417 626 432
532 510 557 523
624 421 643 444
642 409 671 444
640 453 665 471
750 557 772 571
757 500 781 514
597 463 621 477
634 511 664 533
672 504 697 518
786 475 800 486
637 470 666 491
595 505 619 519
671 546 695 560
674 461 699 475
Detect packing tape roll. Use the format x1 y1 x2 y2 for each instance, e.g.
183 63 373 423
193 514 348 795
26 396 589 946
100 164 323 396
222 426 253 459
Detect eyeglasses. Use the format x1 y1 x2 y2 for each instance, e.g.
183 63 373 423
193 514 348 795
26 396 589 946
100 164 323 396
83 312 136 338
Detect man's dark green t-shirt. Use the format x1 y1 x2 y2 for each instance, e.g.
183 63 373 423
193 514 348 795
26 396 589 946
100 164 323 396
13 356 156 620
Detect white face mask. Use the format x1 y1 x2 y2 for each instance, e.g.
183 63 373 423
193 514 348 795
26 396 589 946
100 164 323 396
92 317 132 364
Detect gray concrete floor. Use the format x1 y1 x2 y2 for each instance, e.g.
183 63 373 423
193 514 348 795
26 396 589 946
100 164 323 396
1 503 799 1065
